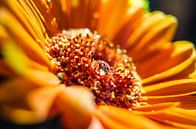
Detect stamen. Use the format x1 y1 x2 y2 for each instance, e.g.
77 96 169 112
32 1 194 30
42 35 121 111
45 29 143 108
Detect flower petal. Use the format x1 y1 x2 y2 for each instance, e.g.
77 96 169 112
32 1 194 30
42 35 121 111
96 105 164 129
141 107 196 128
3 41 60 86
0 78 37 105
0 25 8 40
113 6 144 47
97 0 144 41
3 0 47 46
133 102 180 112
0 59 15 77
141 41 196 84
146 94 196 109
33 0 66 34
88 117 104 129
0 85 63 124
144 79 196 96
58 86 96 129
128 14 177 61
0 7 50 66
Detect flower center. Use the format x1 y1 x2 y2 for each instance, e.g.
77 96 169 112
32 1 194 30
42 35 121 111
45 29 143 108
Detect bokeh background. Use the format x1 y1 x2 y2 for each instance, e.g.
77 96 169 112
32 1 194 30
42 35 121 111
150 0 196 45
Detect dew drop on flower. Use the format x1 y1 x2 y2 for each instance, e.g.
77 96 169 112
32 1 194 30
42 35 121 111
45 29 143 108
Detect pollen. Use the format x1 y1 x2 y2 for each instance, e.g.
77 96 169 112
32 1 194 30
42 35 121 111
45 29 143 108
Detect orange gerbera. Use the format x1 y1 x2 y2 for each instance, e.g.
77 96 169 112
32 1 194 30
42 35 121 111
0 0 196 129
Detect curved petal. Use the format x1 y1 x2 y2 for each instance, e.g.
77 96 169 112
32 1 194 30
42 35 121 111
62 0 101 29
144 79 196 96
0 85 63 124
0 25 8 41
3 41 60 86
97 0 145 41
128 14 177 61
58 86 96 129
139 107 196 128
32 0 65 34
113 6 144 47
127 12 171 47
133 102 180 112
0 78 37 105
141 41 196 84
146 93 196 109
0 7 50 66
0 59 15 77
96 105 164 129
88 117 104 129
3 0 47 46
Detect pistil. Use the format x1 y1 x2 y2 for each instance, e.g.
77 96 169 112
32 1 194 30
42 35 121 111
45 29 143 108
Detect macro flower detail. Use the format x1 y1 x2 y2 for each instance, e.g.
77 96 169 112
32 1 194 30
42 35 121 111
0 0 196 129
45 29 143 108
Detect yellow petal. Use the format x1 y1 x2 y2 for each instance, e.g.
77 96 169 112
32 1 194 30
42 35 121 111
144 79 196 96
127 11 167 48
164 121 196 129
3 0 47 46
141 41 196 84
141 107 196 127
96 105 163 129
3 41 60 86
0 7 50 66
129 14 177 60
133 102 180 112
58 86 95 129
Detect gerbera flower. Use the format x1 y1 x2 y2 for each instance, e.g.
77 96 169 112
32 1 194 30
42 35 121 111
0 0 195 129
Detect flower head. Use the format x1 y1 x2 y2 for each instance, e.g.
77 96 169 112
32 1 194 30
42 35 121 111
0 0 195 129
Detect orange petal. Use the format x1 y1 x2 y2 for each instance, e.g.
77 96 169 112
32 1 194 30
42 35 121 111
164 121 196 129
88 117 104 129
97 0 144 41
33 0 66 34
0 85 63 124
3 41 60 86
3 0 47 46
0 25 8 41
141 41 196 84
127 11 168 48
133 102 180 112
27 85 63 122
0 59 15 77
0 7 50 66
0 78 37 105
146 93 196 109
96 105 164 129
129 14 177 60
141 107 196 127
113 6 144 47
144 79 196 96
58 86 95 129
